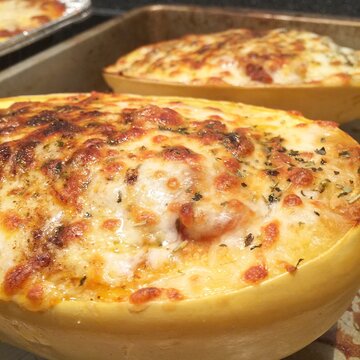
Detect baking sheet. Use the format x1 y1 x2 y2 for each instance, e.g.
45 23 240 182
0 0 92 57
0 4 358 359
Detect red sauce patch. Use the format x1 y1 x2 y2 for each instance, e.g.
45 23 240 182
262 221 280 248
165 288 184 301
243 265 268 284
214 172 239 191
223 158 240 174
245 63 273 84
271 151 292 166
283 194 303 207
27 284 44 303
129 287 162 305
315 120 339 128
288 167 314 187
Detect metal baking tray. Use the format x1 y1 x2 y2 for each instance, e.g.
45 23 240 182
0 0 92 57
0 6 358 358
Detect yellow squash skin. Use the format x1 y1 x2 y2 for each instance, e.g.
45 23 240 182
0 95 358 360
0 228 359 360
103 74 360 123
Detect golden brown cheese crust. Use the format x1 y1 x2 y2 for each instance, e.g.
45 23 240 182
0 0 65 42
105 28 360 86
0 93 358 311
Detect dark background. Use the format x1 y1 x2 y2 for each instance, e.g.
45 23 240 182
93 0 360 17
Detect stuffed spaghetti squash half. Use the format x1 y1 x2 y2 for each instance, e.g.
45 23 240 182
0 93 358 360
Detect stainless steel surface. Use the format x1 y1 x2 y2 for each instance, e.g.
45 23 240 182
0 0 92 57
0 4 358 359
3 5 360 97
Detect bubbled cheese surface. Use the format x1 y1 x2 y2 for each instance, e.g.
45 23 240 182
0 93 358 310
105 28 360 86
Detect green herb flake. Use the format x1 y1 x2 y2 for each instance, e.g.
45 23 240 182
289 150 299 156
192 192 203 201
315 147 326 155
339 150 350 158
244 233 254 247
317 179 331 193
79 275 87 286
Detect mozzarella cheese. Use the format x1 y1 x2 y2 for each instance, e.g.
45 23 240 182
0 93 358 310
0 0 65 42
105 28 360 86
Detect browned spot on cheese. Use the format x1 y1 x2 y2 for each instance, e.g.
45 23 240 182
179 203 194 228
12 140 38 174
245 63 273 83
223 131 254 157
125 168 138 185
129 287 162 304
167 177 180 190
262 221 280 248
163 146 198 162
102 219 121 231
2 213 25 231
102 161 123 180
49 221 87 248
215 172 239 191
288 167 314 187
152 135 168 143
287 110 304 117
243 265 268 284
31 15 51 24
283 194 303 207
59 169 90 207
130 205 159 226
4 264 33 295
130 105 184 128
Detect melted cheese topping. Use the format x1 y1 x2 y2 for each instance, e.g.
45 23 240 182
105 28 360 86
0 93 358 310
0 0 65 42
